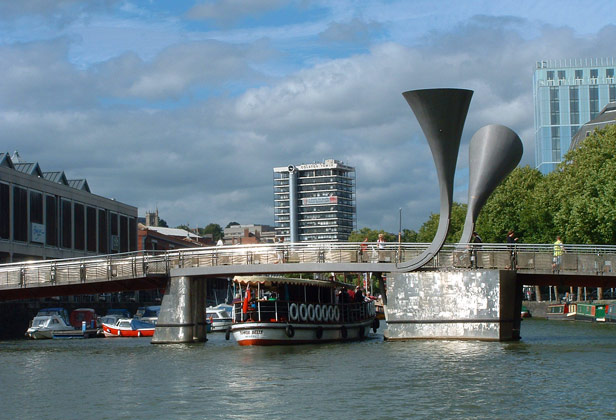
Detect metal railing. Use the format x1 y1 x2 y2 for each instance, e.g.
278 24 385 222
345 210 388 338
2 242 616 291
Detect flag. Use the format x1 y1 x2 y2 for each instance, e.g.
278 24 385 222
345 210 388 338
242 286 251 314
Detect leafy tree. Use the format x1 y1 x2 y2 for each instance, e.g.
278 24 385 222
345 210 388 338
226 221 240 228
176 224 190 230
416 202 467 242
401 228 418 242
201 223 224 241
157 218 168 228
348 228 395 243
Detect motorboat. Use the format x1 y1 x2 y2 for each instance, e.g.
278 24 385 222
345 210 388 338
26 314 74 339
99 309 132 327
69 308 99 329
101 318 156 337
206 304 233 332
135 306 160 325
229 275 378 346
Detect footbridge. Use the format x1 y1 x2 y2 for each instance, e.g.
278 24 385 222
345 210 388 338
2 241 616 300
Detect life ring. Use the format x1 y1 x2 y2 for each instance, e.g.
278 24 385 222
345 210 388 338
225 327 231 340
340 325 348 339
314 304 322 322
299 304 308 322
289 303 299 321
321 305 329 322
372 318 380 333
285 324 295 338
316 326 324 339
307 304 315 322
333 306 340 322
328 306 335 322
358 326 365 339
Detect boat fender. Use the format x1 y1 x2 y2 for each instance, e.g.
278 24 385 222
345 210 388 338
137 330 141 337
340 325 347 339
328 306 335 322
314 305 322 322
299 304 308 322
307 304 315 322
225 327 231 340
333 306 340 322
359 326 365 339
289 303 299 321
285 324 295 338
316 326 324 339
372 318 380 333
321 305 329 322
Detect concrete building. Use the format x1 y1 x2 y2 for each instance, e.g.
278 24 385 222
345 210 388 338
223 224 275 245
570 101 616 149
0 151 138 262
273 159 356 242
534 58 616 173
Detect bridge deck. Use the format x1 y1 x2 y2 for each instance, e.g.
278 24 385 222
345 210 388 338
1 242 616 300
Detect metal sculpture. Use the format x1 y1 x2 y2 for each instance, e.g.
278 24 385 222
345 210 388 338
397 88 473 271
396 89 523 271
459 124 523 244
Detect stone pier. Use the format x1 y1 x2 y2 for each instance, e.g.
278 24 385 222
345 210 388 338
152 276 208 344
384 270 521 341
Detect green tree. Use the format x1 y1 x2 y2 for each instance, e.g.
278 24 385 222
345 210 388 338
157 218 168 228
348 228 395 242
416 202 467 242
226 221 240 228
201 223 224 241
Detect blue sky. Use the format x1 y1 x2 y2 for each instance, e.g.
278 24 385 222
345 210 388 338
1 0 615 232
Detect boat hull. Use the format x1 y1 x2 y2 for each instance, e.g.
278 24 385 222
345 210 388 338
231 319 375 346
101 324 155 337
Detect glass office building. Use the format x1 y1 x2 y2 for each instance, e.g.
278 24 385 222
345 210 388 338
273 159 356 242
534 58 616 173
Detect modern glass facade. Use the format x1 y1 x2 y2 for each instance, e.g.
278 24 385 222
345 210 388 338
534 58 616 173
273 159 356 242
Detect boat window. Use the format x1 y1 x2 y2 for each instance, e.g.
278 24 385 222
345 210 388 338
119 321 131 328
51 319 59 324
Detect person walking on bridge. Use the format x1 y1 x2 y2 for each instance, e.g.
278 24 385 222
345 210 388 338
553 236 565 272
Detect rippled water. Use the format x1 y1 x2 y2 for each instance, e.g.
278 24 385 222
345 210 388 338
1 319 615 420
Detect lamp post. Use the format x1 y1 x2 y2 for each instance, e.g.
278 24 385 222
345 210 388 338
398 208 402 262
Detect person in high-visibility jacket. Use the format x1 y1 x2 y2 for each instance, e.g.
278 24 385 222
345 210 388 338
553 236 564 271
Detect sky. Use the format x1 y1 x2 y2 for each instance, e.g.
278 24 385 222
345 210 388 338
1 1 615 233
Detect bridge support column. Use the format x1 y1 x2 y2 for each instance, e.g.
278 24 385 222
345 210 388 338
384 270 521 341
152 276 207 344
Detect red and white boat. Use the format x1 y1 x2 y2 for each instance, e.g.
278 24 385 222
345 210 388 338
101 318 156 337
228 275 378 346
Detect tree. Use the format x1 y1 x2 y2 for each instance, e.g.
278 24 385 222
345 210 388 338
226 221 240 228
416 202 467 242
157 218 168 228
348 228 395 243
201 223 224 241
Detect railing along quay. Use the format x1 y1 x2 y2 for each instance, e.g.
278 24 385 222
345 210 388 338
1 242 616 292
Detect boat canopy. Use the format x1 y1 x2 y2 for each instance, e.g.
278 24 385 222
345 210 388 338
233 275 354 289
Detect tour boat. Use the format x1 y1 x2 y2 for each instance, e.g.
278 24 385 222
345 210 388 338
228 275 378 346
206 304 233 332
101 318 156 337
26 314 74 339
606 303 616 323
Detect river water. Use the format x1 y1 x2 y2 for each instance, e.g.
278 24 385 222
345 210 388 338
1 319 615 420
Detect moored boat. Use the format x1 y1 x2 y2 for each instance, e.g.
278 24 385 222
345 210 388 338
229 275 378 346
606 303 616 322
26 314 74 339
546 303 576 320
575 303 607 322
521 305 531 318
101 318 156 337
206 304 233 332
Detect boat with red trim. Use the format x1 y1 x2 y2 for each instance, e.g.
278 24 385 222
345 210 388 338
228 275 378 346
101 318 156 337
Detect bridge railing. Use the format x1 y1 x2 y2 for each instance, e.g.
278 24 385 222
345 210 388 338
2 242 616 291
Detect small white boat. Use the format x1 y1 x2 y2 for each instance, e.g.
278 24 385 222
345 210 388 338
101 318 156 338
26 314 74 339
229 275 378 346
206 304 233 332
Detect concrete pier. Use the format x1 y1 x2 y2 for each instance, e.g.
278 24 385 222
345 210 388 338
152 276 207 344
384 270 521 341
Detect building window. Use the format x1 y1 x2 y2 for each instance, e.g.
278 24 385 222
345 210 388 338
74 203 85 250
549 87 560 125
13 186 28 242
129 217 136 251
610 85 616 103
589 86 599 119
551 127 561 162
120 215 128 253
607 68 614 80
558 70 566 84
547 70 554 81
590 68 598 82
569 87 580 125
0 183 9 240
29 191 43 243
61 199 72 249
98 209 108 253
575 69 583 83
110 212 118 252
45 195 57 246
87 206 96 252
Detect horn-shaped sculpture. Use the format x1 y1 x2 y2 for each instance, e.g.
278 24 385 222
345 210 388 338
459 124 523 244
397 88 473 271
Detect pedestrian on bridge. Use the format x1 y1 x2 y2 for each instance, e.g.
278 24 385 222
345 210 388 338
506 230 518 269
553 236 565 272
